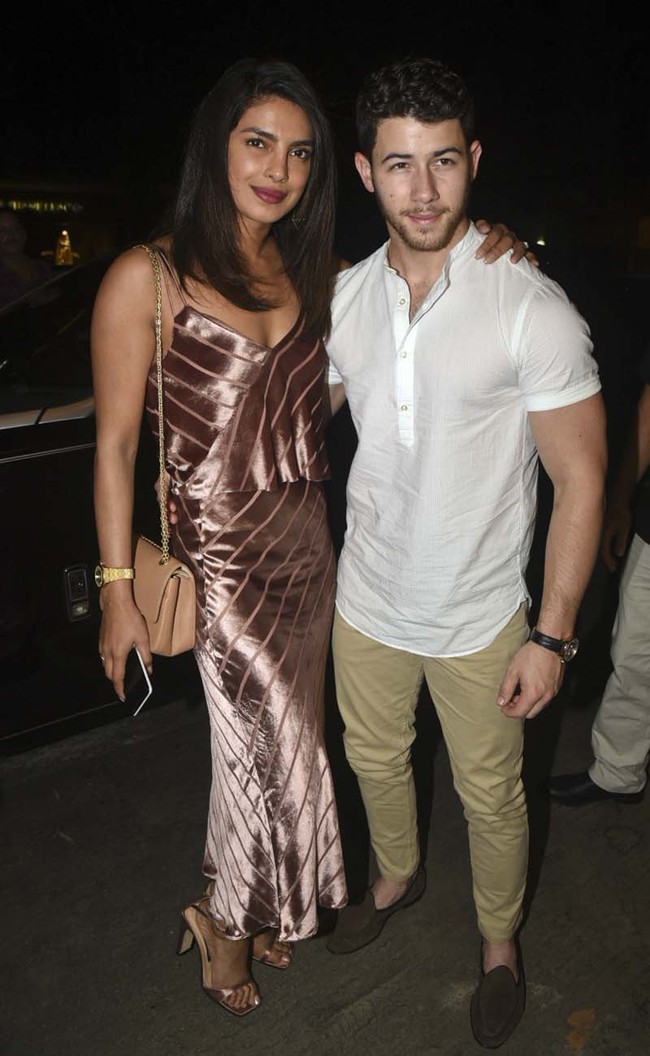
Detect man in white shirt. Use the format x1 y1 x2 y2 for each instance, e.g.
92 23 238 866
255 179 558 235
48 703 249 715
325 57 606 1048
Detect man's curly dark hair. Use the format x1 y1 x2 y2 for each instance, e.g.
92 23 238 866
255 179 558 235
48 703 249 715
356 57 475 158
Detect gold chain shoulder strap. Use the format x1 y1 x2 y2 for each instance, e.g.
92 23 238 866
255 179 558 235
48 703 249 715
137 243 170 565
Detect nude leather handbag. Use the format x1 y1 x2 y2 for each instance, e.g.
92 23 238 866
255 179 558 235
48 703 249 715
133 245 196 656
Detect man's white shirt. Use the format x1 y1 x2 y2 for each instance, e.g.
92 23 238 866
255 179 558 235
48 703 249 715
326 223 601 656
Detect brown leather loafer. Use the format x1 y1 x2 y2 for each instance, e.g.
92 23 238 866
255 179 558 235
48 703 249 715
470 950 525 1049
326 866 426 954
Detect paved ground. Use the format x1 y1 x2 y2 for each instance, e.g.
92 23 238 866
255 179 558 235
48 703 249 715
2 655 649 1056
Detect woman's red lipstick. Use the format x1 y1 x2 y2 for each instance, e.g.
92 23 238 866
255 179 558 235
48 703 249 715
252 186 288 204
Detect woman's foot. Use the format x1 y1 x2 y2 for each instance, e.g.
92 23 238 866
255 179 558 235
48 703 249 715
207 929 259 1014
203 880 292 971
178 901 260 1016
252 928 293 969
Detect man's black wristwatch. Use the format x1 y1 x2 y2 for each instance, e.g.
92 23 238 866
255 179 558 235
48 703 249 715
529 628 579 663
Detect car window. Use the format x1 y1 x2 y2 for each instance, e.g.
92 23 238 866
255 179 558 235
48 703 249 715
0 255 114 415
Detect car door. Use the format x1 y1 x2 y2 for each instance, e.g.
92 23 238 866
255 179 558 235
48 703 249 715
0 257 200 753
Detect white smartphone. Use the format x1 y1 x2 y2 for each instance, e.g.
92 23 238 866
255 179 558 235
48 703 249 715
124 646 153 716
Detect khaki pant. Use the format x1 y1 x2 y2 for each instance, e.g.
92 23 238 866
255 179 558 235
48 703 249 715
332 605 529 941
591 533 650 794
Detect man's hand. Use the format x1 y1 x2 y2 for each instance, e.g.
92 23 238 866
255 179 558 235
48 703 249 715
474 219 539 266
496 640 565 719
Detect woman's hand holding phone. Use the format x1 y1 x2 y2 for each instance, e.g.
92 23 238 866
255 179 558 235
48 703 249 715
98 587 152 701
124 645 153 715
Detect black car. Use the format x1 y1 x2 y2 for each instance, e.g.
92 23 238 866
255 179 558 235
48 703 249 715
0 257 200 753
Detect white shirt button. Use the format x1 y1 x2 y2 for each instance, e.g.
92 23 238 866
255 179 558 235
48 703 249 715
400 404 408 411
400 351 407 358
398 297 406 306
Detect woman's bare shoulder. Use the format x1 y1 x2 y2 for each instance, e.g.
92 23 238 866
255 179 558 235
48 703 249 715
105 244 154 282
99 244 164 300
92 246 161 326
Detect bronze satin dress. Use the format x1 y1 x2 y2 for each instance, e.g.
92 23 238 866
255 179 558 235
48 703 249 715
145 255 347 941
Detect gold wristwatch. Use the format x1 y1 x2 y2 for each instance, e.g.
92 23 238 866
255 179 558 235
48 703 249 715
94 564 135 588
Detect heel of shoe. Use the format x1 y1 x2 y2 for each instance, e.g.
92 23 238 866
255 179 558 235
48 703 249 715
177 901 260 1016
176 916 195 956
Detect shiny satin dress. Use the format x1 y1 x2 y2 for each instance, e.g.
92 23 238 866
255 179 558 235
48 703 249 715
145 257 347 941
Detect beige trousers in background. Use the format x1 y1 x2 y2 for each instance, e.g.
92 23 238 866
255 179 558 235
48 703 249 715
332 605 530 942
591 533 650 794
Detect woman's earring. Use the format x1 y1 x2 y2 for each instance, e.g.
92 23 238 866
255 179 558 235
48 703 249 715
291 213 305 228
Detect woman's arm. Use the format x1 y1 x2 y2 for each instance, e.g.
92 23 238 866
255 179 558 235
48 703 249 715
91 247 158 699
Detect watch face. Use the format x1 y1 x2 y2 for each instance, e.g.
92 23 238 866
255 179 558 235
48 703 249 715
560 638 579 662
94 565 104 588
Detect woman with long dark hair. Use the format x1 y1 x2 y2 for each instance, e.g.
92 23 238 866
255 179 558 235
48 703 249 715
92 57 526 1017
93 59 346 1016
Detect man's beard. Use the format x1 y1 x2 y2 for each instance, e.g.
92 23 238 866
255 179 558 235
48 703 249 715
378 182 471 253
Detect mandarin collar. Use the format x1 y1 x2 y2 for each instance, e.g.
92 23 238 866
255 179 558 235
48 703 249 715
382 221 479 279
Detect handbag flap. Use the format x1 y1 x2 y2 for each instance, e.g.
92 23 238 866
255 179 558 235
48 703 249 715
133 536 192 625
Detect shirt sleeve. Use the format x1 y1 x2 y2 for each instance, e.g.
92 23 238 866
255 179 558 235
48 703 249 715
515 283 601 412
327 356 343 385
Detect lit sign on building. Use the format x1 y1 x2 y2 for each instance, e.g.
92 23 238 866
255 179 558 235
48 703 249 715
0 199 83 214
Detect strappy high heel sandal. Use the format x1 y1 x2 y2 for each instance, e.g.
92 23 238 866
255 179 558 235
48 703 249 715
177 900 260 1017
204 880 293 971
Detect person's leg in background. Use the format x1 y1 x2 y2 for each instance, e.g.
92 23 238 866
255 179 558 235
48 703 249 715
590 535 650 793
550 534 650 805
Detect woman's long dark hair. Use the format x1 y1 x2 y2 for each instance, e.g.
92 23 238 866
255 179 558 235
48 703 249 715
172 58 336 338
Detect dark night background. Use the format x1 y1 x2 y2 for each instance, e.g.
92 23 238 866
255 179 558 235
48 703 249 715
2 17 650 1035
3 0 649 260
2 0 649 448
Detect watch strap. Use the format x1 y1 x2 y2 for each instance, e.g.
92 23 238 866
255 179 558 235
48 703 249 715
529 628 565 651
529 627 579 662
